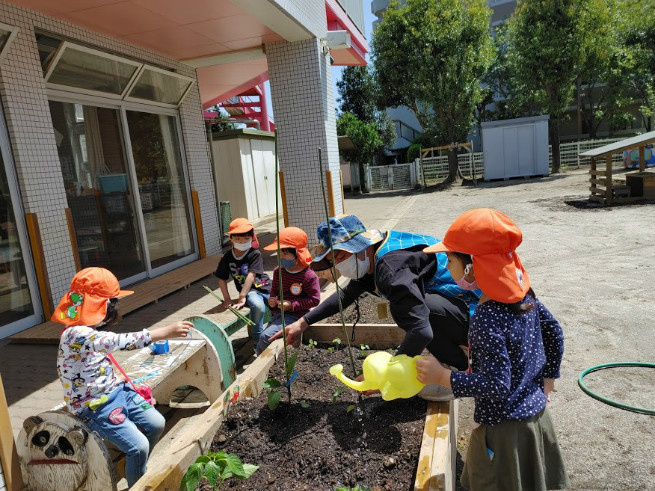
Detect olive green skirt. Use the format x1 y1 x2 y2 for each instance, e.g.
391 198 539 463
461 408 570 491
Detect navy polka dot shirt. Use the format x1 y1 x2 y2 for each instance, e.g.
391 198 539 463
450 294 564 425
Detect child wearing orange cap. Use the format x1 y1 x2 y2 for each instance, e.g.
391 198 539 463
53 267 193 487
257 227 320 354
215 218 272 349
417 209 570 490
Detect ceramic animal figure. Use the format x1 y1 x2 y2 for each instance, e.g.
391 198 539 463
329 351 425 400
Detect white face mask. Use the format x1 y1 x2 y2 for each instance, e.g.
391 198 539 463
233 240 252 252
335 252 370 279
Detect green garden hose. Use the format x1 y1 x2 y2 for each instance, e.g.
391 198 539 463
578 362 655 415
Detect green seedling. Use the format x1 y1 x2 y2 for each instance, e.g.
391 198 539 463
334 485 372 491
357 345 370 359
263 352 298 410
307 338 318 350
332 386 346 403
180 451 257 490
327 347 334 353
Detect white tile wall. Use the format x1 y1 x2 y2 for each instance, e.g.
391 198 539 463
0 462 5 491
270 0 327 39
0 1 218 306
266 38 342 244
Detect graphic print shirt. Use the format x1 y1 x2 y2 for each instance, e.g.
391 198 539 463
57 326 152 414
215 248 272 294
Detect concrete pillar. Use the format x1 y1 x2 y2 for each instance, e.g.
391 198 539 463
265 38 342 244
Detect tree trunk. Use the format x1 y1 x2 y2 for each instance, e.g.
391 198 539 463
358 162 368 193
550 120 561 174
446 148 459 183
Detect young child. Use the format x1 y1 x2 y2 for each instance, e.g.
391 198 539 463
53 267 192 487
256 227 320 354
215 218 271 348
417 208 570 490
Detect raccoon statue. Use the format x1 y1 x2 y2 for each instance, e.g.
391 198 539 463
17 413 116 490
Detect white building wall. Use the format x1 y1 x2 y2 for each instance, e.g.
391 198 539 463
0 1 218 304
269 0 327 38
266 38 342 243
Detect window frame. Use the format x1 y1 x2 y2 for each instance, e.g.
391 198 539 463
0 22 18 63
124 64 195 108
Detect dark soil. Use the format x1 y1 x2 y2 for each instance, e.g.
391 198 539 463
211 345 428 490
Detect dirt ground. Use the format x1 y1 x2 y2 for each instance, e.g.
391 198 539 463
213 345 427 491
335 168 655 490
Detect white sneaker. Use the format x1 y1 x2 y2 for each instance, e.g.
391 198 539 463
418 384 455 402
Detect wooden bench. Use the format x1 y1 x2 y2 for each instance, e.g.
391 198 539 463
14 324 225 491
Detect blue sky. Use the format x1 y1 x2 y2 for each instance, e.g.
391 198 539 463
264 2 377 117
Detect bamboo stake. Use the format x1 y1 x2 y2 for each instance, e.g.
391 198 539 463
203 285 255 326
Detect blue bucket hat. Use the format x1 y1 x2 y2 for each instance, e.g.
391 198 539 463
312 215 384 268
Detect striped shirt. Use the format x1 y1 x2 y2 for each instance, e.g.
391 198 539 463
270 266 320 317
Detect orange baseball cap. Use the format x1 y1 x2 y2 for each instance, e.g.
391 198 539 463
228 217 259 248
423 208 530 303
52 267 134 327
264 227 312 267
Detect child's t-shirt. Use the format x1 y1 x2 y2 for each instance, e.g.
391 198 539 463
215 248 271 294
57 325 152 414
270 266 320 317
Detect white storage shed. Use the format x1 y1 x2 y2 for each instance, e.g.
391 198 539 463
481 115 550 180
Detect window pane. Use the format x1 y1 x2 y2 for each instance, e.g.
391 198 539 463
48 45 138 95
128 68 192 105
0 30 11 53
0 152 34 325
50 101 146 280
126 111 194 268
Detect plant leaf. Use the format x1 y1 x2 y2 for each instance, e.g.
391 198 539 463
263 378 282 389
242 463 259 478
268 390 282 410
204 461 221 487
347 404 356 413
285 352 298 377
225 452 246 478
300 400 310 408
195 455 210 464
180 462 203 491
333 386 346 403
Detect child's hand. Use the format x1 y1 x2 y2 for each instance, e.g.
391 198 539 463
416 356 451 386
233 296 247 309
221 299 233 310
152 321 192 341
280 300 291 310
543 378 556 402
268 297 278 308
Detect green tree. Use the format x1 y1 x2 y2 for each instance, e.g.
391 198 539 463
621 0 655 131
337 112 383 191
506 0 585 173
577 0 633 138
337 66 377 123
372 0 493 183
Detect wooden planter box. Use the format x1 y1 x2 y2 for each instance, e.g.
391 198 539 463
134 325 457 491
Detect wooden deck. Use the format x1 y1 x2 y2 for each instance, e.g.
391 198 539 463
9 255 220 345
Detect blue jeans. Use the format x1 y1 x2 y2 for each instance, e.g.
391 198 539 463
79 384 165 487
246 290 269 348
256 312 300 354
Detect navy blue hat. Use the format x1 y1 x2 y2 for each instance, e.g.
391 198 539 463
312 215 384 268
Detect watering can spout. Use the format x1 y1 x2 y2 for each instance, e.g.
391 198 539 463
329 364 373 391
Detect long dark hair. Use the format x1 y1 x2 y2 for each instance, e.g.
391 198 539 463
452 252 534 314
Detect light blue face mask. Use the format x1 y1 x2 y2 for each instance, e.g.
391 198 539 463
280 258 296 270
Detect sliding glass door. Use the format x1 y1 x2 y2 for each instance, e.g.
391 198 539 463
125 110 194 270
50 100 146 281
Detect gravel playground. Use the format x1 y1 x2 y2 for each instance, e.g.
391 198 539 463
344 168 655 490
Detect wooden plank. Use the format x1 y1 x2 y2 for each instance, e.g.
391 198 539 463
25 213 53 320
279 171 289 228
10 255 221 344
191 190 206 259
326 170 335 217
305 323 406 349
64 208 81 272
605 155 613 202
0 375 23 490
589 186 607 195
132 339 283 490
415 401 457 491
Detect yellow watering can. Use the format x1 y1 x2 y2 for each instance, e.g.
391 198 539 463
329 351 425 401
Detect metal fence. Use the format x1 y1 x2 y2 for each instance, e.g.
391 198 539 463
366 138 627 191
